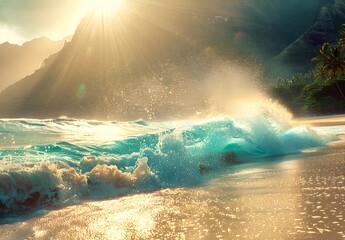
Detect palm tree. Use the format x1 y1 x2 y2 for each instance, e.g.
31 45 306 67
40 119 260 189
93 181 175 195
339 24 345 49
312 43 345 98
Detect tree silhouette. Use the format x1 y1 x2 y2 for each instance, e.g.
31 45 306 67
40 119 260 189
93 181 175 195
339 24 345 49
312 43 345 98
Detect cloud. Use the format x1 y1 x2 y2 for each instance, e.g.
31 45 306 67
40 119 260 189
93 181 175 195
0 23 26 44
0 0 86 43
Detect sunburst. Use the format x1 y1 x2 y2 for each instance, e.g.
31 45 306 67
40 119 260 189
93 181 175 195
84 0 125 15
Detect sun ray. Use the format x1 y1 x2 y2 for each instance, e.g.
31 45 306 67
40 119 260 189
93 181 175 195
84 0 125 15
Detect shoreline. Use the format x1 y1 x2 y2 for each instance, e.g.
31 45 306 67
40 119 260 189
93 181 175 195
1 118 344 239
2 142 344 239
293 114 345 127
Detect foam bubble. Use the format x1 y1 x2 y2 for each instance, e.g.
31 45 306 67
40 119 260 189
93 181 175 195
0 116 334 213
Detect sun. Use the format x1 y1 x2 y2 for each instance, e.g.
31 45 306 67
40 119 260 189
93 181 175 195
84 0 125 15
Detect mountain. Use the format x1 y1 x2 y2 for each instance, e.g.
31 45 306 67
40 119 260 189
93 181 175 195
272 0 345 76
0 0 342 120
0 2 220 120
0 37 66 92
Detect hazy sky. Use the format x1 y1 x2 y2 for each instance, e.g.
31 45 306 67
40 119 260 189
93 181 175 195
0 0 91 44
0 0 321 45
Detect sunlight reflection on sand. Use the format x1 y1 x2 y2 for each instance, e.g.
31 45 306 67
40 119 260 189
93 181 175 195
1 117 345 240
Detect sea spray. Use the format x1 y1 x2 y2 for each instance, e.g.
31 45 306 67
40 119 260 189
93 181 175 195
0 116 332 214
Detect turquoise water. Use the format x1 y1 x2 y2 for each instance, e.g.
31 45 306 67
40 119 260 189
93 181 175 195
0 116 334 215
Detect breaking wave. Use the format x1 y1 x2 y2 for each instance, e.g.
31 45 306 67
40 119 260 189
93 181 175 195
0 116 334 214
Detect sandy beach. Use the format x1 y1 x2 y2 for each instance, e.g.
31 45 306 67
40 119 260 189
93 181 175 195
1 1 345 239
1 118 344 240
292 114 345 127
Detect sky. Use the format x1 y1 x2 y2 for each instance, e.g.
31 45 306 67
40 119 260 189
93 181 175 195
0 0 321 45
0 0 92 44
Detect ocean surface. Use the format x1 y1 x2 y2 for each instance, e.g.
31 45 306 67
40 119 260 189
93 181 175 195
0 115 342 220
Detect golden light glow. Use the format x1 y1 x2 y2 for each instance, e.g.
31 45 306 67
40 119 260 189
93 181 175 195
84 0 125 15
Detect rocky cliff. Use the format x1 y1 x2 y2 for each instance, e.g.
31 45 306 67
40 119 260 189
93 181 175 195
0 37 65 92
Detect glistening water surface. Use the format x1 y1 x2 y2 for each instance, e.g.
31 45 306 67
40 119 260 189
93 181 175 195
0 116 338 219
2 137 345 240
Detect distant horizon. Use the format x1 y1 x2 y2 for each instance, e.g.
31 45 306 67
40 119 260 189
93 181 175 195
0 20 76 45
1 2 345 238
0 0 100 45
0 35 71 46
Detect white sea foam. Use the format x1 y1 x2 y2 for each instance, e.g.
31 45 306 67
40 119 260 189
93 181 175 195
0 116 336 213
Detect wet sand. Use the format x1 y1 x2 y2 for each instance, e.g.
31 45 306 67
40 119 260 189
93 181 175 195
292 114 345 127
1 120 345 239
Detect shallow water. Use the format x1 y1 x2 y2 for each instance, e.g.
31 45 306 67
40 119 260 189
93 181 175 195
0 116 341 221
1 141 345 240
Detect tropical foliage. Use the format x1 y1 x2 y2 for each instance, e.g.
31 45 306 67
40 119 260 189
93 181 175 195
270 24 345 116
312 43 345 98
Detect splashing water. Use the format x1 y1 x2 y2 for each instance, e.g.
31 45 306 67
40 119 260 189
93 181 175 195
0 113 334 215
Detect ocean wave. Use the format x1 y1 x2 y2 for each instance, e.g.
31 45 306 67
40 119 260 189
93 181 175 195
0 117 334 214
